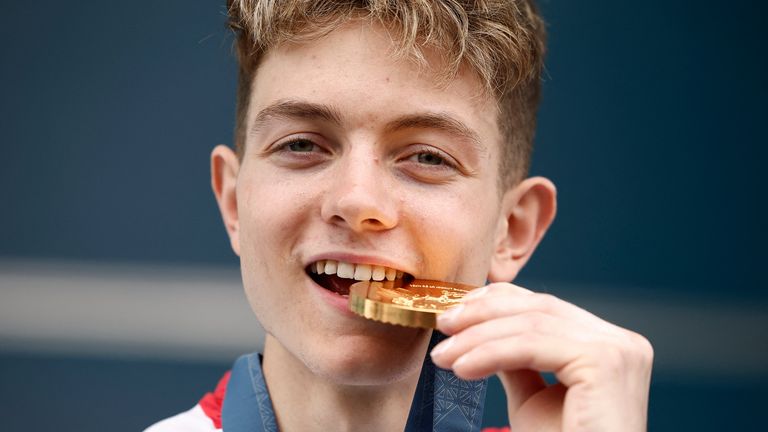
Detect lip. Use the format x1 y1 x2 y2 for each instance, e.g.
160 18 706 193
303 252 416 276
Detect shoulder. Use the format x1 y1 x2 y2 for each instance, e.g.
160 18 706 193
144 371 231 432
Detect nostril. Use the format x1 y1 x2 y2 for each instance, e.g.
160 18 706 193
326 213 394 232
362 218 384 227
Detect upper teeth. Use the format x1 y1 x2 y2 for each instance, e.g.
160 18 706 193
310 260 404 281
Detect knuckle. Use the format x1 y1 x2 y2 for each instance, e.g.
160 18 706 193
480 342 502 359
458 323 482 343
475 295 508 318
461 344 496 372
603 343 625 365
459 298 485 322
594 331 654 372
534 293 558 312
483 282 507 295
514 337 536 365
525 311 548 333
590 342 627 373
629 332 655 364
516 332 537 352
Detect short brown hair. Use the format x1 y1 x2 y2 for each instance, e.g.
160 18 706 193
227 0 546 186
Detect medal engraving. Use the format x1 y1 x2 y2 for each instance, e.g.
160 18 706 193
349 279 475 328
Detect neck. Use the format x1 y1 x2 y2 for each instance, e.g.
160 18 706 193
262 335 424 432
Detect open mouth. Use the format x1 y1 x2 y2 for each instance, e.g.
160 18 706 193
306 260 413 297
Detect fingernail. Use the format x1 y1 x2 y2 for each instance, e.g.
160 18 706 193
430 336 454 358
437 303 464 326
463 286 488 300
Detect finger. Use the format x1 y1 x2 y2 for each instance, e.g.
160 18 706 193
431 313 593 369
506 382 565 431
447 333 581 381
438 287 601 335
462 282 534 301
497 368 547 417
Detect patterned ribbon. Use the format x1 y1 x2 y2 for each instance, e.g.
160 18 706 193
222 331 487 431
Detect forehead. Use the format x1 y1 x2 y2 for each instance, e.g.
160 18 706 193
248 21 502 158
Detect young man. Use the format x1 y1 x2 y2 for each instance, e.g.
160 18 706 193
148 1 653 431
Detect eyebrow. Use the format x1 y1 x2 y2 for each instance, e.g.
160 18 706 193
384 112 483 152
250 100 343 134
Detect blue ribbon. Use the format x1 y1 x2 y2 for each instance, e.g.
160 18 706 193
222 332 487 431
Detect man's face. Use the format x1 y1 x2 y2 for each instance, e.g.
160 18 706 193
234 21 508 384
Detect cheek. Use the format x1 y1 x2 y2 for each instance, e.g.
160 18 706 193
238 173 313 247
236 175 314 314
408 189 500 284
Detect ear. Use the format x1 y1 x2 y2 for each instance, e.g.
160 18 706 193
211 145 241 256
487 176 557 282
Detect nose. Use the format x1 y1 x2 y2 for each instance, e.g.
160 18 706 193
320 149 399 233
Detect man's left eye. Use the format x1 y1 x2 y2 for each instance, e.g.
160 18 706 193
415 152 446 166
400 148 462 183
285 139 317 152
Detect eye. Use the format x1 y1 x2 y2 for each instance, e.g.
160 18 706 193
284 138 318 152
414 152 446 166
262 134 331 169
397 146 465 183
406 149 457 169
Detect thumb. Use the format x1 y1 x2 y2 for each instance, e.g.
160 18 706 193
498 369 546 415
499 369 564 431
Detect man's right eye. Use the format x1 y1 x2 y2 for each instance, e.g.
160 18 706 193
263 136 331 169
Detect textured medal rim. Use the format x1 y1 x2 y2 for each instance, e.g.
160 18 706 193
348 291 439 328
348 279 474 329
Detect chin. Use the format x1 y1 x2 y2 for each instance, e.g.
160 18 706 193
303 330 431 386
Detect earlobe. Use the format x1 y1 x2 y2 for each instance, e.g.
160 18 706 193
211 145 241 256
488 177 557 282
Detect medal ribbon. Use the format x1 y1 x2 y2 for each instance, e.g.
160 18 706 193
221 332 487 431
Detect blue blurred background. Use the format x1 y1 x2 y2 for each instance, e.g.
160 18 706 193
1 1 765 430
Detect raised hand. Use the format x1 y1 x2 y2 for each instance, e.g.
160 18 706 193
430 283 653 431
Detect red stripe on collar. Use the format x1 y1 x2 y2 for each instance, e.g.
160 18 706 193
199 371 231 429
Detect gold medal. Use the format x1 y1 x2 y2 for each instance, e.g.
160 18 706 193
348 279 475 328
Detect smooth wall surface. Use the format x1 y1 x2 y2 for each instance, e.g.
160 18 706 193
1 1 766 431
1 1 765 297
